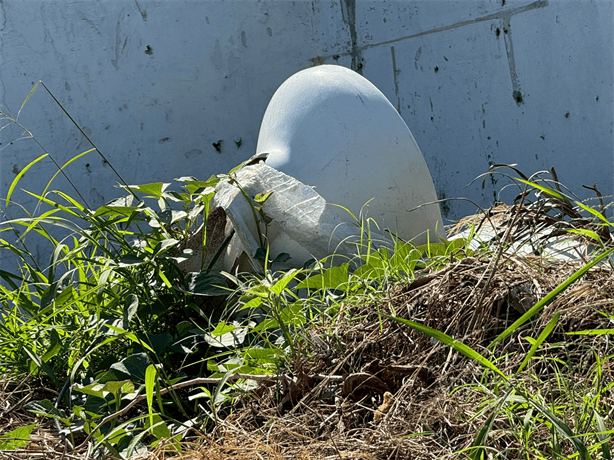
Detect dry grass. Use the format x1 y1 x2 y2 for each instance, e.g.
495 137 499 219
150 254 614 460
2 200 614 459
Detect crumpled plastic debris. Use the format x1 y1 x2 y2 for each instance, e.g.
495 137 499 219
209 162 395 272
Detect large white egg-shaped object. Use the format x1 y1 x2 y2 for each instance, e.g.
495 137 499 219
256 65 444 244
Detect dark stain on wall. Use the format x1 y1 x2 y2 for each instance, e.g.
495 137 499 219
213 140 223 153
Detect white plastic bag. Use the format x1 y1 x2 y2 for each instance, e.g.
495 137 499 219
211 163 394 271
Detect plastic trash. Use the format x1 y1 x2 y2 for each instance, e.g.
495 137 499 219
211 162 395 272
181 65 445 273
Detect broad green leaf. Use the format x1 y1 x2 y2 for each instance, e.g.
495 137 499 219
74 380 135 398
271 252 291 264
211 321 237 337
175 176 198 182
254 191 274 203
239 297 263 311
101 380 135 395
118 255 145 267
186 271 230 296
99 352 150 383
93 205 139 218
123 294 139 324
279 303 306 327
104 324 154 352
270 269 300 295
41 328 62 363
296 264 349 290
73 383 107 398
125 182 170 198
203 327 248 348
0 424 36 450
24 400 71 425
144 413 170 440
147 332 174 355
156 238 180 254
251 318 279 333
242 347 285 360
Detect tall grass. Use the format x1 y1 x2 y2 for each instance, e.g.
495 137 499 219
1 83 613 459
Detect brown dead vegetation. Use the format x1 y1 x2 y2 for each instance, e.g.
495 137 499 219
2 199 614 459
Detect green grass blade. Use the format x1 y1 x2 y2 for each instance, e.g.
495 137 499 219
594 410 611 459
490 246 614 348
18 81 41 116
6 153 48 207
469 407 497 460
386 315 508 380
515 178 570 201
54 191 87 213
575 200 611 226
566 329 614 336
565 228 603 243
24 190 83 219
13 207 62 242
516 312 559 375
22 345 61 388
36 148 95 211
521 395 590 459
211 370 233 425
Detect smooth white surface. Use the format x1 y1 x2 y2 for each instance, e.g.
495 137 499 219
0 1 612 273
257 65 444 245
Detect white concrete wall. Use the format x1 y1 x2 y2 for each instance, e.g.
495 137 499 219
0 0 612 269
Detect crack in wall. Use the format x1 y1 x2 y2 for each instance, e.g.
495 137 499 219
340 0 362 74
326 0 547 106
111 11 127 71
390 46 401 114
501 16 524 106
134 0 147 21
357 0 547 52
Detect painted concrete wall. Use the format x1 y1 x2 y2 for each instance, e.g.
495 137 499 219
0 0 612 270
